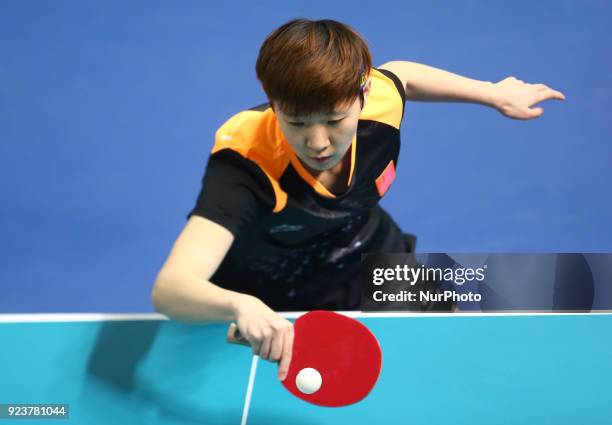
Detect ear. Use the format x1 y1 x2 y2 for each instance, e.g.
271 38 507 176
361 78 372 109
363 78 372 97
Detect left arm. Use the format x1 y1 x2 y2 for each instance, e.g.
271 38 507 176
379 61 565 120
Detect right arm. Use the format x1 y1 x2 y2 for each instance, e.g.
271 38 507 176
152 215 238 322
152 215 294 380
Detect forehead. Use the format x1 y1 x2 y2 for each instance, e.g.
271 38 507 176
275 99 356 119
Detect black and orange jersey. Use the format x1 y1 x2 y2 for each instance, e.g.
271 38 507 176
189 68 412 310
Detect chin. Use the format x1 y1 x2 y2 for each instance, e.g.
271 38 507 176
311 158 338 171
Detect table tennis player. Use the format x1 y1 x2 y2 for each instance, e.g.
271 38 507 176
152 18 565 380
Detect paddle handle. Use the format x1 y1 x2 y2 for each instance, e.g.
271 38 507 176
226 322 251 346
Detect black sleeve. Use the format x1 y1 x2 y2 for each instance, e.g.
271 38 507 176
188 149 274 235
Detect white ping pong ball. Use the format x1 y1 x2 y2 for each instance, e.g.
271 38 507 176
295 367 322 394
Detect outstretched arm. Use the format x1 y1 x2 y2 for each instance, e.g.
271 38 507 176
379 61 565 120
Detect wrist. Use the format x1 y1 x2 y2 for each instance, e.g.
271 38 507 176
228 291 250 321
477 80 501 109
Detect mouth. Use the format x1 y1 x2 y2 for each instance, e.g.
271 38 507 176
309 155 332 164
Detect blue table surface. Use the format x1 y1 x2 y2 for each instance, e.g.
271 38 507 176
0 314 611 425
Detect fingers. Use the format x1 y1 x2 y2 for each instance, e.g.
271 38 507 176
248 322 289 360
526 89 564 117
268 323 289 362
233 295 294 365
527 106 544 118
523 85 564 119
249 337 265 357
523 81 566 102
501 77 566 101
532 83 565 99
278 327 294 381
536 88 566 102
258 330 272 359
232 295 295 380
495 76 565 120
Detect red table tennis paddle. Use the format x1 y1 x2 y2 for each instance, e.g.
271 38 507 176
227 310 382 407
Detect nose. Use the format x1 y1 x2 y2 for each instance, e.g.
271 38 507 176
305 125 330 153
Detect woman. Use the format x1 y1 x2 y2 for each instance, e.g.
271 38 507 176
152 18 565 380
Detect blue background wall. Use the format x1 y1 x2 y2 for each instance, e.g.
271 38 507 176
1 1 610 312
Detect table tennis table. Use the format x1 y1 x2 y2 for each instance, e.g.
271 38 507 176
1 312 610 424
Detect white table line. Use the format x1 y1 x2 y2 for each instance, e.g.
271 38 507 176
241 355 259 425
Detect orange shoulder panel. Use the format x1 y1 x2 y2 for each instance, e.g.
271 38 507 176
212 108 290 212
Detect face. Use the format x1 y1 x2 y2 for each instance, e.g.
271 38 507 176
274 96 363 172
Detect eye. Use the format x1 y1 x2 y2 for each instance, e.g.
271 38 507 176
288 121 305 127
327 118 345 125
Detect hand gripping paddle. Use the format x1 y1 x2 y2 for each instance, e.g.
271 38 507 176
227 311 382 407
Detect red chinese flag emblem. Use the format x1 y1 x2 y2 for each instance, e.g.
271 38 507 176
375 160 396 196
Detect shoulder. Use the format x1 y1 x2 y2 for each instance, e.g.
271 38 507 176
212 104 290 179
209 104 290 213
360 68 406 129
